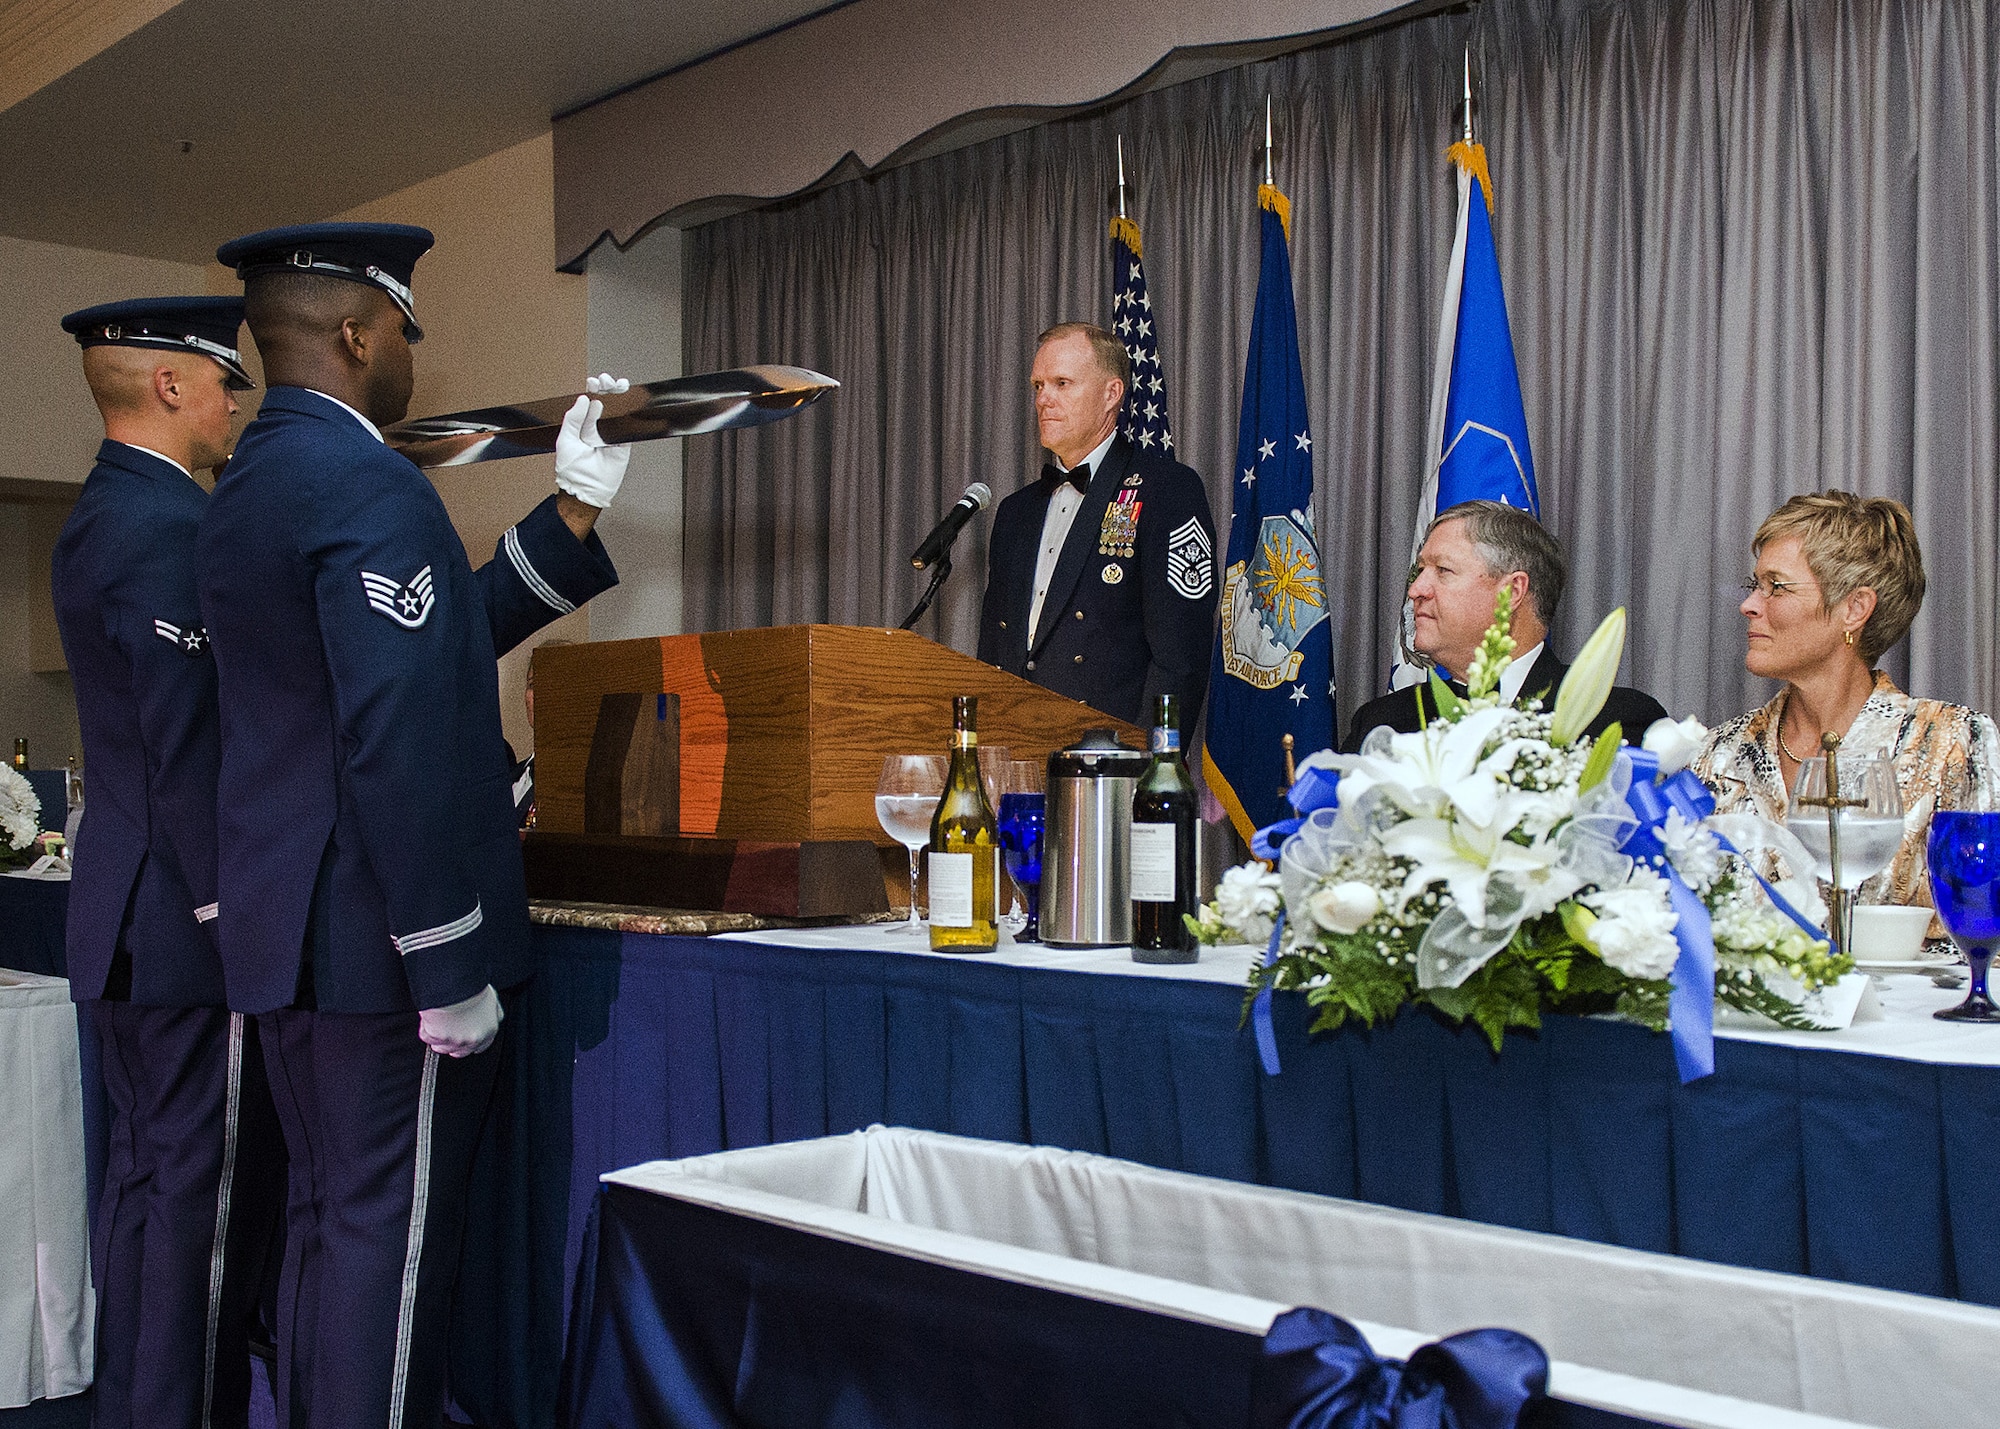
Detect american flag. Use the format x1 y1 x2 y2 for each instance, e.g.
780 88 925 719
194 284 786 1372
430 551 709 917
1109 216 1173 454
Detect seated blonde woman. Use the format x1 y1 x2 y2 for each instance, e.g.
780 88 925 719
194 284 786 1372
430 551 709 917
1692 492 2000 920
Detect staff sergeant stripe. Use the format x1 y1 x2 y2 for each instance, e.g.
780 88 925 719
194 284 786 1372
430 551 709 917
503 527 575 615
391 903 482 955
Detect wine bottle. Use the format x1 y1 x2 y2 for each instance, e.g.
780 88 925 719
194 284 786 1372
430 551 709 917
11 738 26 771
928 695 1000 952
1130 694 1198 963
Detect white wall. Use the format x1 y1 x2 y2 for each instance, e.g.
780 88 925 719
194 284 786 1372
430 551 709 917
583 224 684 642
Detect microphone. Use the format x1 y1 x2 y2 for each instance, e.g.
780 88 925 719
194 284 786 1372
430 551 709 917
910 483 992 570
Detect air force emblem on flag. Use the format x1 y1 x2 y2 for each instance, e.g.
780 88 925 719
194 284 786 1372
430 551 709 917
1219 511 1328 690
1166 517 1213 600
153 619 208 656
361 565 435 629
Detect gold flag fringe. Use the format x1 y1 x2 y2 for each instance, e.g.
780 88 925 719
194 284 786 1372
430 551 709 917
1109 214 1143 258
1257 183 1292 242
1446 140 1496 216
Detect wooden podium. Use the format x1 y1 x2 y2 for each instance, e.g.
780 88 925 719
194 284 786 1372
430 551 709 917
524 625 1141 916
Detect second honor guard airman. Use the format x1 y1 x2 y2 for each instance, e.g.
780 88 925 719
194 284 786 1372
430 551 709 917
196 222 630 1428
51 297 282 1429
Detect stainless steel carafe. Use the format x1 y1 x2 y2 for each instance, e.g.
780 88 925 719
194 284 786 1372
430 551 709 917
1042 730 1149 947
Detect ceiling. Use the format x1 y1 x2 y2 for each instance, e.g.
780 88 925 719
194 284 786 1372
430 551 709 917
0 0 840 263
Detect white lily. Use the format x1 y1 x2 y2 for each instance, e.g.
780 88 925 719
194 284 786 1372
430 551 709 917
1380 792 1583 929
1550 607 1627 747
1334 706 1516 824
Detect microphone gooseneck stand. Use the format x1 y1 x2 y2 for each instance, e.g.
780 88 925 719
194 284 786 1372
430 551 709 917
899 551 953 630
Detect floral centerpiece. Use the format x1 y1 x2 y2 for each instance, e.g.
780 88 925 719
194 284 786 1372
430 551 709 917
1192 593 1846 1080
0 764 42 869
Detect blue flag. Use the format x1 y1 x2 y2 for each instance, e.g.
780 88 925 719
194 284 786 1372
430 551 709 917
1395 141 1539 682
1202 185 1336 842
1110 215 1174 455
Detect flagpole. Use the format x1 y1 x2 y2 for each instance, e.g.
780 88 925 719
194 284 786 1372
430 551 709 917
1263 95 1274 185
1116 135 1128 221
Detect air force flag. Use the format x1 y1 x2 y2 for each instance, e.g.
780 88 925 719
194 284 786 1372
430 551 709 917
1202 184 1336 841
1395 139 1539 683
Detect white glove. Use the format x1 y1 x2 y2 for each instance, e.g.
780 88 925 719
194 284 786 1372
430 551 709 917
553 373 633 509
418 983 502 1058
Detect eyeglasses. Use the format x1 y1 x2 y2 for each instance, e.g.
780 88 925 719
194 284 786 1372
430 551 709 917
1740 573 1818 600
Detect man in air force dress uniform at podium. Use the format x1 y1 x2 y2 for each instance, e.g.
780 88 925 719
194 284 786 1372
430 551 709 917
51 297 282 1429
978 322 1217 731
196 222 629 1429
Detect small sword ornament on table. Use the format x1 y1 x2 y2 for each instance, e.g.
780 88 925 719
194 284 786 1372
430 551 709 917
1796 731 1866 957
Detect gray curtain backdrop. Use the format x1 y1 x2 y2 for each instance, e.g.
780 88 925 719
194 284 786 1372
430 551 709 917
682 0 1999 729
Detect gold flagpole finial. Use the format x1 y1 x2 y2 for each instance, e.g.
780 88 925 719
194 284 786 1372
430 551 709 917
1279 732 1297 796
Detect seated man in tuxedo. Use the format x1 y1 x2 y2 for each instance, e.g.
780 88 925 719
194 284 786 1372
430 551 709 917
1341 499 1667 752
976 322 1216 732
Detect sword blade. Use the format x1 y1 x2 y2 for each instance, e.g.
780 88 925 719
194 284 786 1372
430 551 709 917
383 364 839 468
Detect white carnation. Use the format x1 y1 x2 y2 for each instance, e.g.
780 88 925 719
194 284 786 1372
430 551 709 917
0 765 40 853
1584 868 1681 980
1307 880 1382 936
1215 863 1283 945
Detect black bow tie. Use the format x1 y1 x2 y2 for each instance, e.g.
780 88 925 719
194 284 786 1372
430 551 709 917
1043 462 1091 494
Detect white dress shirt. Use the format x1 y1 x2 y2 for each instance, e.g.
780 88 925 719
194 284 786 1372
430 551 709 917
1498 641 1548 705
1027 428 1118 639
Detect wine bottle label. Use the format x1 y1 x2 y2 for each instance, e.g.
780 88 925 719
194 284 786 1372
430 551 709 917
1150 727 1180 753
928 851 974 925
952 731 977 750
1129 822 1178 902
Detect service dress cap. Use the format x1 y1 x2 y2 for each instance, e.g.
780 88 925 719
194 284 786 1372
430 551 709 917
60 295 255 390
216 221 435 342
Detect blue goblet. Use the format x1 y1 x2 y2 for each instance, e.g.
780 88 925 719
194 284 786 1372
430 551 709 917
998 790 1046 943
1926 811 2000 1023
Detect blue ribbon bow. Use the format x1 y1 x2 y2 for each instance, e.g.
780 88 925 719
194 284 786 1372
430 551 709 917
1253 1308 1548 1429
1617 749 1825 1084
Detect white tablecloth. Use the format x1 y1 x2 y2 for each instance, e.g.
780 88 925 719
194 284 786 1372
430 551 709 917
715 924 2000 1068
0 969 93 1406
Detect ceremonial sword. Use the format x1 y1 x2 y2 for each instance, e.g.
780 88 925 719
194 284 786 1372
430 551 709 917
380 364 839 469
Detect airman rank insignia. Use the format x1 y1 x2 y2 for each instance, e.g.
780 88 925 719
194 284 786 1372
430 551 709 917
1098 491 1141 558
361 564 435 629
153 618 209 656
1101 562 1125 584
1166 517 1214 600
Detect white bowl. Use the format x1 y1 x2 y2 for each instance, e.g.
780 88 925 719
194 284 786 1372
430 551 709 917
1848 904 1936 961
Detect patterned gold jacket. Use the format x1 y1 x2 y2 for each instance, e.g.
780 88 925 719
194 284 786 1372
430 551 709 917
1691 672 2000 919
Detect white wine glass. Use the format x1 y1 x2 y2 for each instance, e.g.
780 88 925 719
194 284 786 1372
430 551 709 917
876 754 947 934
1785 752 1904 955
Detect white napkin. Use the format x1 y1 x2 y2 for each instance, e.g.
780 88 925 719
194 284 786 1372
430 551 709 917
2 854 71 880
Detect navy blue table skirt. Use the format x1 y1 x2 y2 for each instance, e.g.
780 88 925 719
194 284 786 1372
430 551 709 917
450 925 2000 1429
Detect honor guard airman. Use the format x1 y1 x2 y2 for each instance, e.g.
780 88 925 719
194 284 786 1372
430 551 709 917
196 223 629 1429
50 296 283 1429
978 321 1218 733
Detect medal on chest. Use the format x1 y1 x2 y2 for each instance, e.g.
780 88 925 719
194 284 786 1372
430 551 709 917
1098 488 1141 558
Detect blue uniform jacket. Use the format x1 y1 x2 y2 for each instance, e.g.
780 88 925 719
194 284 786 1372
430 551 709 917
50 441 224 1006
196 387 616 1015
976 435 1217 729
